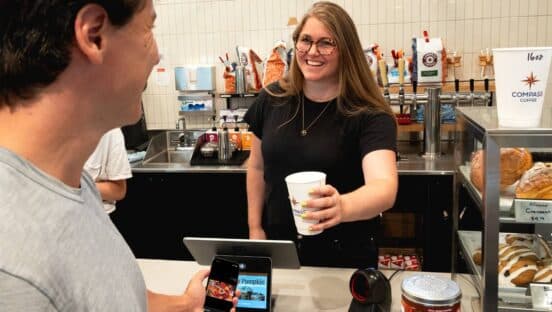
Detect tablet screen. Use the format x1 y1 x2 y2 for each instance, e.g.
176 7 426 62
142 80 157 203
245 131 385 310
237 272 269 310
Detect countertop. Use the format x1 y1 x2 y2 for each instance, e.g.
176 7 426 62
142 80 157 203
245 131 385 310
130 141 456 175
138 258 480 311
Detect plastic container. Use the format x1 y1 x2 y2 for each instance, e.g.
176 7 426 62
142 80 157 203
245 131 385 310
401 275 461 312
241 129 253 151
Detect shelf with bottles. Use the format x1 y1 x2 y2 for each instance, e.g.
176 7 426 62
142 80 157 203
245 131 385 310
453 106 552 311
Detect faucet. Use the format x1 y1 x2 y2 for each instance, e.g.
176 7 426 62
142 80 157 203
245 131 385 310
175 116 186 130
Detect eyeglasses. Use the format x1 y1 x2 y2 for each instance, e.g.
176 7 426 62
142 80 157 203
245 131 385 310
295 37 337 56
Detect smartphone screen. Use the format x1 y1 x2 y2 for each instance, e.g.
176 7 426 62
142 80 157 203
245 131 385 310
204 257 240 312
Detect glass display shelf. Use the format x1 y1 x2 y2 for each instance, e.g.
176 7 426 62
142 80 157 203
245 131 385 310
453 106 552 312
458 230 551 311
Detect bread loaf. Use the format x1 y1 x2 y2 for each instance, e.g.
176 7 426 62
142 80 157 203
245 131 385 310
515 162 552 200
501 148 534 186
470 148 533 192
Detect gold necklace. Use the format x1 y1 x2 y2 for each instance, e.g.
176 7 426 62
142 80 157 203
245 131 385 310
300 93 333 136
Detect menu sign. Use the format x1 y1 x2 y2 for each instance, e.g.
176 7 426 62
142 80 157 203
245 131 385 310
514 199 552 223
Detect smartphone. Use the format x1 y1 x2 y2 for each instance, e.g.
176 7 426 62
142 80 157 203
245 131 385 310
204 257 240 312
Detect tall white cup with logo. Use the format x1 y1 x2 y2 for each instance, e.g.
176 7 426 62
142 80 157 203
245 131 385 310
493 47 552 128
285 171 326 236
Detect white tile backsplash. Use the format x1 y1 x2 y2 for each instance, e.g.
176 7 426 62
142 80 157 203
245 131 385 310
527 17 538 45
144 0 552 129
528 0 538 16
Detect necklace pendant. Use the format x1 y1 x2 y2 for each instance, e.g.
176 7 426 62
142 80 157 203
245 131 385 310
300 129 307 136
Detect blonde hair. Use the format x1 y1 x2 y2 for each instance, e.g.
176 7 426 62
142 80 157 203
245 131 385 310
274 1 393 117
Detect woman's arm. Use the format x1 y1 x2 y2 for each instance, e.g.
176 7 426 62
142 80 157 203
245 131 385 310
305 149 398 231
340 149 398 221
246 135 267 239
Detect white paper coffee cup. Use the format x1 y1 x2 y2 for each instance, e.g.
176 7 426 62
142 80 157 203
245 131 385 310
493 47 552 128
285 171 326 236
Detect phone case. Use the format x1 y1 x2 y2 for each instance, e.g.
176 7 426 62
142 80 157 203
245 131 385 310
204 257 240 312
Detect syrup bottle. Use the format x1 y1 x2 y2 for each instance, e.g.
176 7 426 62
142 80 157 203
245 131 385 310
241 124 253 151
228 114 242 151
205 115 218 143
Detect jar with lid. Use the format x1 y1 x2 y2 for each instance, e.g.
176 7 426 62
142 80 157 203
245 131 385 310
401 275 461 312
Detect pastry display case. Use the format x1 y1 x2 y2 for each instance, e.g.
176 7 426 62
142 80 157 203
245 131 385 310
452 106 552 311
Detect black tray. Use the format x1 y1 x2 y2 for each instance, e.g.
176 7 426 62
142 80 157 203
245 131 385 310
190 150 249 166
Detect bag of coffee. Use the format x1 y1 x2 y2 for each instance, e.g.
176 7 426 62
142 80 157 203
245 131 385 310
412 32 447 84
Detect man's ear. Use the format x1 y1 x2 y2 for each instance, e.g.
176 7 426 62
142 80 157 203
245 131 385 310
74 4 109 64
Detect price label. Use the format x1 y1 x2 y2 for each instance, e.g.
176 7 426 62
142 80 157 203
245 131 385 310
530 283 552 309
514 199 552 223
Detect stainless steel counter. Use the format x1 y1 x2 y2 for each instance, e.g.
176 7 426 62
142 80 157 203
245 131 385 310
396 152 455 175
131 140 456 175
130 159 247 173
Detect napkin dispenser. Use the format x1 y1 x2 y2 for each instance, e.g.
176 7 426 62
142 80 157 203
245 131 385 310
175 65 215 91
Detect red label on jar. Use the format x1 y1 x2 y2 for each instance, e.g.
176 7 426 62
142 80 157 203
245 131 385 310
401 296 460 312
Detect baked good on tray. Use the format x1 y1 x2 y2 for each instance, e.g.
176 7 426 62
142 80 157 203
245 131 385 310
515 162 552 200
472 247 482 265
499 244 539 262
504 233 534 247
470 148 533 192
498 256 538 287
471 233 552 287
534 262 552 283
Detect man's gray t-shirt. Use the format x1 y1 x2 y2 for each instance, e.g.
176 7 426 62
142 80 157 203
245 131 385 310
0 148 147 311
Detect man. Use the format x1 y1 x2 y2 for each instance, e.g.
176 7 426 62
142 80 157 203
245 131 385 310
0 1 238 311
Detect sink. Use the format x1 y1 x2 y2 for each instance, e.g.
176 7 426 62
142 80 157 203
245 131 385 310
141 130 205 165
143 148 194 164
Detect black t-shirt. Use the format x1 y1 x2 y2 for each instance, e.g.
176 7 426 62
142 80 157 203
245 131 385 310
244 83 397 244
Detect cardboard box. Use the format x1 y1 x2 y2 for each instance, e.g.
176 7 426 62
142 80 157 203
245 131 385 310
378 248 422 271
381 212 416 238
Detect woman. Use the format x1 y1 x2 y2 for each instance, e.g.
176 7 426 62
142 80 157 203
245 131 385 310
243 1 398 268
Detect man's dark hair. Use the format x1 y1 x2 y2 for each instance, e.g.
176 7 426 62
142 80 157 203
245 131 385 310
0 0 145 108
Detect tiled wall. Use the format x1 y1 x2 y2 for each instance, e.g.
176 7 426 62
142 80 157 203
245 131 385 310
144 0 552 129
